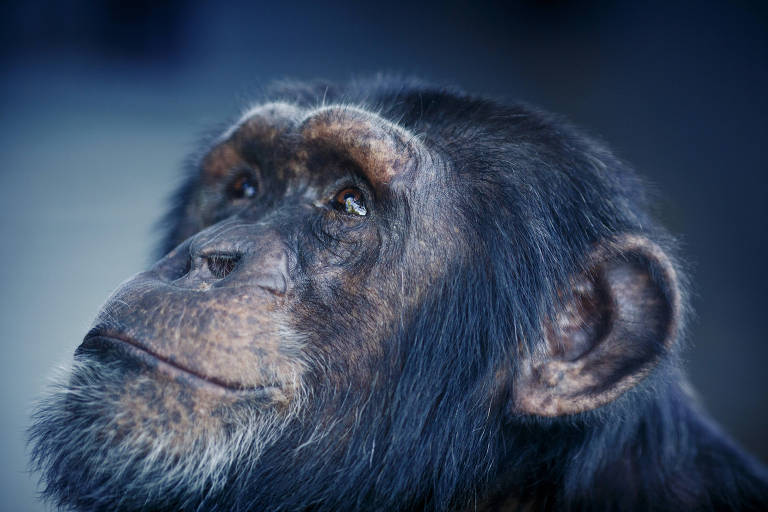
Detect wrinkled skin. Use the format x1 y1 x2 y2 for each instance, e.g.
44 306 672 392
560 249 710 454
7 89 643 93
29 80 768 512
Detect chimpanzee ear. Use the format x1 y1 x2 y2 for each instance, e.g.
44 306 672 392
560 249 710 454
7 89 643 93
514 235 681 417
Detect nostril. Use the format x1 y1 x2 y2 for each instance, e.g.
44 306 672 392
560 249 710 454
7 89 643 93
205 253 241 279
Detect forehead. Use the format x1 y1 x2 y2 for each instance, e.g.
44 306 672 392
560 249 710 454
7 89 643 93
202 102 431 189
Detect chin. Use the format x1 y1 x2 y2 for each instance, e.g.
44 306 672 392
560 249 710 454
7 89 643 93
29 345 304 512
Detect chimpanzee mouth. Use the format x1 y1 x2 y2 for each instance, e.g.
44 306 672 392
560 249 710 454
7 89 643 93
80 328 279 396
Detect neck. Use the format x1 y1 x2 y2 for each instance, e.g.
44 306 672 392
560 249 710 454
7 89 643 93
477 378 768 511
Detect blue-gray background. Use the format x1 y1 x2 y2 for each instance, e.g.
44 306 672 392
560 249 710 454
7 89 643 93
1 1 766 510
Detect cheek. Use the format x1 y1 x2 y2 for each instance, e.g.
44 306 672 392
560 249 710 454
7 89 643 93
298 217 380 277
290 277 400 389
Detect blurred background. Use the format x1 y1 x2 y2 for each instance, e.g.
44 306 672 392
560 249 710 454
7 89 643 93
1 0 766 509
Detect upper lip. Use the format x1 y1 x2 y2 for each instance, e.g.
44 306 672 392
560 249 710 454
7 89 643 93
81 327 274 393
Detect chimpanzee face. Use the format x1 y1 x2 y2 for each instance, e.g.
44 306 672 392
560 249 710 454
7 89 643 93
86 103 457 428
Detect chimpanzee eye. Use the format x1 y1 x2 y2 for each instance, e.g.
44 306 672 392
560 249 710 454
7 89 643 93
228 174 258 200
333 187 367 216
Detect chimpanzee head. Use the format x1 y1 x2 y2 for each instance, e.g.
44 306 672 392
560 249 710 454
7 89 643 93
30 79 682 511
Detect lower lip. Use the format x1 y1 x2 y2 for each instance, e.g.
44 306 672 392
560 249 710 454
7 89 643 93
80 334 277 397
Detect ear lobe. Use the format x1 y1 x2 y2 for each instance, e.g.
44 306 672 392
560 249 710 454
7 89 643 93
514 235 681 417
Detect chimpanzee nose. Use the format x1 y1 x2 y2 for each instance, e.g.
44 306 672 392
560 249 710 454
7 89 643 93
153 222 291 295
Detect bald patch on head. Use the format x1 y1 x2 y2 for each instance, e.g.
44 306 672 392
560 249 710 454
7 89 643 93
299 105 423 187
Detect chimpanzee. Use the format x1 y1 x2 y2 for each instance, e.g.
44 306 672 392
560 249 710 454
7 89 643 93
29 78 768 511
